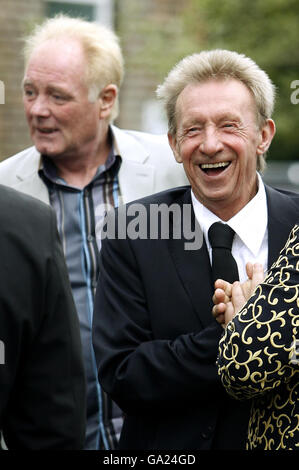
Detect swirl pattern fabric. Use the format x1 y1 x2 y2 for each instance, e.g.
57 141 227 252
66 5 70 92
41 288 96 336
217 224 299 450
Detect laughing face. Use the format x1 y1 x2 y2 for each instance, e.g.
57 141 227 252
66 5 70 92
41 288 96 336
22 38 103 162
169 79 275 220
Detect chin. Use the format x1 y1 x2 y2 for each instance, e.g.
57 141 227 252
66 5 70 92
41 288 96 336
34 142 61 157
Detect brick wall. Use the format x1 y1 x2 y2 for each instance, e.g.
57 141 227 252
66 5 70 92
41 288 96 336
115 0 187 133
0 0 44 160
0 0 186 161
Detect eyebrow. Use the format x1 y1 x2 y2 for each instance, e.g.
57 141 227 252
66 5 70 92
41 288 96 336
22 79 71 97
47 84 71 96
22 78 33 88
183 113 242 126
217 113 241 121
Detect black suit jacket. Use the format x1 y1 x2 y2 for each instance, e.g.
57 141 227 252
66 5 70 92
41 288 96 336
0 185 86 449
93 184 299 450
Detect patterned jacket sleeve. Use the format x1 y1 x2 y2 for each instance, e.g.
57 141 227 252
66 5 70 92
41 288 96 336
217 224 299 400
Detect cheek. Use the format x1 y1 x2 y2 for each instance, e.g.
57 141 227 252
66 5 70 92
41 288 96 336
233 147 257 183
54 109 83 135
23 102 32 119
55 107 73 122
73 105 99 130
178 139 199 162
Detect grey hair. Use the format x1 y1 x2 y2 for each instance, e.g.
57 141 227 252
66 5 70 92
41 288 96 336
157 50 276 172
23 14 124 121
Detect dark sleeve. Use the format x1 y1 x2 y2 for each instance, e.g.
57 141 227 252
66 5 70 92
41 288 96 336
92 230 223 415
2 209 86 450
217 224 299 400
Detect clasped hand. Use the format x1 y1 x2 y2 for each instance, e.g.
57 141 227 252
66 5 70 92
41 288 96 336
212 262 265 328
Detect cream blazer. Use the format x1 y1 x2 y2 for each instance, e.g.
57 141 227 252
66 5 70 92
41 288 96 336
0 125 188 204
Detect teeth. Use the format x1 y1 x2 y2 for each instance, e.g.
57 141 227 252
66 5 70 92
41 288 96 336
201 162 230 169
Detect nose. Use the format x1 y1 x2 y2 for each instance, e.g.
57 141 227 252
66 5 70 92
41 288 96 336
199 126 223 157
28 95 51 118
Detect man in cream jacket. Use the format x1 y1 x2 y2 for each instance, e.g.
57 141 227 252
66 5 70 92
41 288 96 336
0 15 187 450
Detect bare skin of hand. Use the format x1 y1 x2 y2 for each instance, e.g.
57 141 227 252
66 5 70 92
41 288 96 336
212 262 265 327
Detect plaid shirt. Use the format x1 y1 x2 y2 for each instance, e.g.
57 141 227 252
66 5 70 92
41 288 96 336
40 146 122 450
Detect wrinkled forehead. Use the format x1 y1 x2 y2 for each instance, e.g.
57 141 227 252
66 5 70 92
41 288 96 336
24 38 89 91
174 78 260 131
27 37 87 75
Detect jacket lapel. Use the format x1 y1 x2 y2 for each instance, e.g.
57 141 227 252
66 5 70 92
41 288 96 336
167 189 215 329
118 160 155 204
14 147 50 205
265 184 299 267
14 174 50 204
112 125 155 204
167 184 299 330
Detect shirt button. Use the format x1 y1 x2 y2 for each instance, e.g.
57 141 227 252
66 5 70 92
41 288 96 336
87 235 94 242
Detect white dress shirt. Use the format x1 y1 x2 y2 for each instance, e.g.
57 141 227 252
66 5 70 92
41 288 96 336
191 173 268 282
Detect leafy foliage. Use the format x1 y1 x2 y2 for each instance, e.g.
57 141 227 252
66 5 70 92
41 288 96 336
138 0 299 161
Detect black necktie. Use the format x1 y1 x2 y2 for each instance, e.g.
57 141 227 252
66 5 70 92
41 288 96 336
208 222 239 284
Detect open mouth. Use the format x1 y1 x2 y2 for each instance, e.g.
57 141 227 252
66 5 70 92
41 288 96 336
200 161 231 176
37 128 58 135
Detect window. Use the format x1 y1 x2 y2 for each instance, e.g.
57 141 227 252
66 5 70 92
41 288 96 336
46 0 114 26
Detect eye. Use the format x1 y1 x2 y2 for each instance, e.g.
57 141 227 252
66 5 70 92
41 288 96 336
221 122 237 130
52 94 65 102
187 127 202 135
50 89 71 103
23 88 36 99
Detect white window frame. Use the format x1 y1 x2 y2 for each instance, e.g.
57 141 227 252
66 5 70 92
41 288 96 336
47 0 114 27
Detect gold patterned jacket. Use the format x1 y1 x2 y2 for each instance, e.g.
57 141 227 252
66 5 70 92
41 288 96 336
217 225 299 450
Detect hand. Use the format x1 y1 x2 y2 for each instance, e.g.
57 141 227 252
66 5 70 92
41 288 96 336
212 278 233 327
212 262 265 327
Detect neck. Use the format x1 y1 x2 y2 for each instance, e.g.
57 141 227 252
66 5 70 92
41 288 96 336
54 128 111 189
201 189 258 222
195 176 259 222
207 204 245 222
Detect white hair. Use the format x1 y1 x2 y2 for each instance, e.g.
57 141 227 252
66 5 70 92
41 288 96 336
157 50 276 171
23 14 124 121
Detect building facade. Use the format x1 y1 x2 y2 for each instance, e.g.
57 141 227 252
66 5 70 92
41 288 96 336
0 0 184 159
0 0 297 191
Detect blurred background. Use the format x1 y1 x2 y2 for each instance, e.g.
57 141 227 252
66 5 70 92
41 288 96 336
0 0 299 191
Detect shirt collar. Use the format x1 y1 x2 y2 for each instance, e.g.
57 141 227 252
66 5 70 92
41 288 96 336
39 126 121 187
191 173 267 256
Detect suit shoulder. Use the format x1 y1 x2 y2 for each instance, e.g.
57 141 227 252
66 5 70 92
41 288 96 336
0 147 39 182
280 188 299 201
266 184 299 204
0 185 56 256
112 126 172 160
114 126 169 148
0 184 52 222
127 185 191 207
0 146 37 168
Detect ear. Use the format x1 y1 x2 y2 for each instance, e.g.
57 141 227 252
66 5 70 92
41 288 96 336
99 84 118 119
168 132 183 163
256 119 276 155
